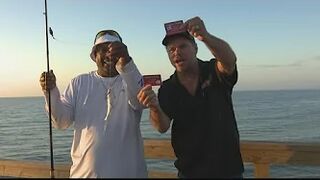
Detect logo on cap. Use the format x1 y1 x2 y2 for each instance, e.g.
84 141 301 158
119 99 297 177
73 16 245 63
164 20 186 36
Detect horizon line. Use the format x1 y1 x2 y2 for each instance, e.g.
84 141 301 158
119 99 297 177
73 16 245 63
0 88 319 98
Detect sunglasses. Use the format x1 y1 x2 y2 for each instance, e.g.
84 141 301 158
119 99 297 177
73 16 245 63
94 30 122 44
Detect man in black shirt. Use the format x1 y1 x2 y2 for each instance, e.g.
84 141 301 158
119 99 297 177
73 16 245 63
138 16 244 178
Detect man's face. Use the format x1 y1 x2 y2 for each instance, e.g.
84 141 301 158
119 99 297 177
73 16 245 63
94 43 119 77
165 37 197 72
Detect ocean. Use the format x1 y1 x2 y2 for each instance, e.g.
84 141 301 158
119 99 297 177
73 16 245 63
0 89 319 177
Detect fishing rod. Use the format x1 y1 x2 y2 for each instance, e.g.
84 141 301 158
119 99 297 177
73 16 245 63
43 0 55 178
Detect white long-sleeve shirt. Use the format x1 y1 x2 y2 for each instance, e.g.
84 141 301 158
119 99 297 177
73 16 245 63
44 61 147 178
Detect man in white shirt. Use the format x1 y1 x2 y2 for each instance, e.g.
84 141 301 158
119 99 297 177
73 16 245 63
39 30 147 178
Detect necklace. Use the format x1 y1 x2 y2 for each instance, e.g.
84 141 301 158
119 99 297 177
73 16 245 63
99 75 119 95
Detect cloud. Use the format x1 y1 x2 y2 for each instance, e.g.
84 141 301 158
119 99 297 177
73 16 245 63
313 56 320 61
242 55 320 68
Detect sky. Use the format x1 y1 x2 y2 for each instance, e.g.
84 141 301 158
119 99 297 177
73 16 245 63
0 0 319 97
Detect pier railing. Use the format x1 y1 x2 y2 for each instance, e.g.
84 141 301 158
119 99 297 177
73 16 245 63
1 139 320 178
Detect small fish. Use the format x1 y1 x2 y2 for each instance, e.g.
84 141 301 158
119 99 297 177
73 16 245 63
106 89 112 120
49 27 55 39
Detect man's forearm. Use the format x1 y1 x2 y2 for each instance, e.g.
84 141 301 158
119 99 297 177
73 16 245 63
117 60 144 110
44 87 73 129
149 105 171 133
202 33 237 74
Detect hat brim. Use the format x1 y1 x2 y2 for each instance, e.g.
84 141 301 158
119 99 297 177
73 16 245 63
162 32 195 46
90 46 96 61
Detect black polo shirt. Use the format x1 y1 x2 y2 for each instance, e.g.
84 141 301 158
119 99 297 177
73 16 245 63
158 59 244 178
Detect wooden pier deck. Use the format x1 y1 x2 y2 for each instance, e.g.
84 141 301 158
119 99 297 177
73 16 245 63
1 139 320 178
